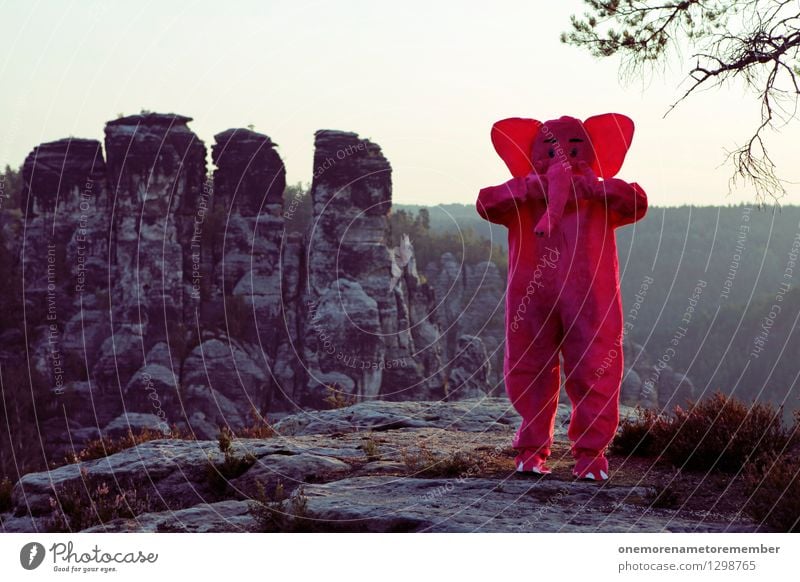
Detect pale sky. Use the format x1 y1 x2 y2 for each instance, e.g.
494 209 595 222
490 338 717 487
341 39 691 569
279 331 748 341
1 0 798 206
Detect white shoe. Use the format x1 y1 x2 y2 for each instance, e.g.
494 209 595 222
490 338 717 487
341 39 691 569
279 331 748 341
517 461 551 475
573 469 609 481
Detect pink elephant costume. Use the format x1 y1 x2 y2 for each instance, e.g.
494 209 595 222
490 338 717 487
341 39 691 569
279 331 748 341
476 114 647 480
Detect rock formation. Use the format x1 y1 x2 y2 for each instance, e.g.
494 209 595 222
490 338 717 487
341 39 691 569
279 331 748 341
301 130 443 404
424 253 505 394
104 113 206 330
446 335 492 399
21 138 110 377
621 339 696 410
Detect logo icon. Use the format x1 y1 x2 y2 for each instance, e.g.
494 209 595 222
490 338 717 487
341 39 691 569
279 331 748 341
20 542 46 570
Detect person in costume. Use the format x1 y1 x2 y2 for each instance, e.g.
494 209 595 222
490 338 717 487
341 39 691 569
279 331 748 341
476 114 647 480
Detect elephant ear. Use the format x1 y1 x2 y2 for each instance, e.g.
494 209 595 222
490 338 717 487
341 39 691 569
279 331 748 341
490 117 542 178
584 113 635 179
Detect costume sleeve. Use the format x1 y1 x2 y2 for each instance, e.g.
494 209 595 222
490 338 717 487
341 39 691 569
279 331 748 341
596 179 648 228
476 175 545 225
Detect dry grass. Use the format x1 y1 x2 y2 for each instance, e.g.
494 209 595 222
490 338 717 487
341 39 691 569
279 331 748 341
249 480 318 532
63 425 193 465
63 411 276 467
401 443 484 478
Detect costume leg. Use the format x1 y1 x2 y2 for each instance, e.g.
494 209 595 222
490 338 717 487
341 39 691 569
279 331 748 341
559 288 624 480
504 295 563 472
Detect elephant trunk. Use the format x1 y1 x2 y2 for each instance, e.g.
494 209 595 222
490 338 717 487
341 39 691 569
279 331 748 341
534 165 571 238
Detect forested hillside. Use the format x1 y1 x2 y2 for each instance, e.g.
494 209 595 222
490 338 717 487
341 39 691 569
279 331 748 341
395 202 800 413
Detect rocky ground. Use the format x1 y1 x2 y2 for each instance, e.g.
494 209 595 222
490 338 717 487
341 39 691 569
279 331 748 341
0 398 761 533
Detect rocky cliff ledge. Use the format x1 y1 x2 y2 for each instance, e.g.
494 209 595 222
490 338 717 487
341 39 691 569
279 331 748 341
1 398 757 533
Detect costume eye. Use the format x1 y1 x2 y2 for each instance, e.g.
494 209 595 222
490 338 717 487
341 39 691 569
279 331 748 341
570 147 578 157
548 148 555 158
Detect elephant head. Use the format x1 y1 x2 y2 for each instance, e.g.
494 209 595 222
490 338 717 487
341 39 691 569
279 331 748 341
490 113 634 236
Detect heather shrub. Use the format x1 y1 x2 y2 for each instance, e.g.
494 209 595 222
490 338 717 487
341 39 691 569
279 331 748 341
662 392 791 472
744 452 800 532
45 466 160 532
611 407 664 457
612 391 796 473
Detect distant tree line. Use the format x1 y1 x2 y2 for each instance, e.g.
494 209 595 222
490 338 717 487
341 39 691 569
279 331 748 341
0 165 23 210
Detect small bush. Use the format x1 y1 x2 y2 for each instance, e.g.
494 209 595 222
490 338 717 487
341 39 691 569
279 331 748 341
249 480 318 532
234 408 276 439
324 384 356 409
612 391 795 473
0 476 13 513
45 466 159 532
612 407 664 457
206 427 257 497
743 453 800 532
664 393 791 472
217 425 233 454
361 434 381 461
